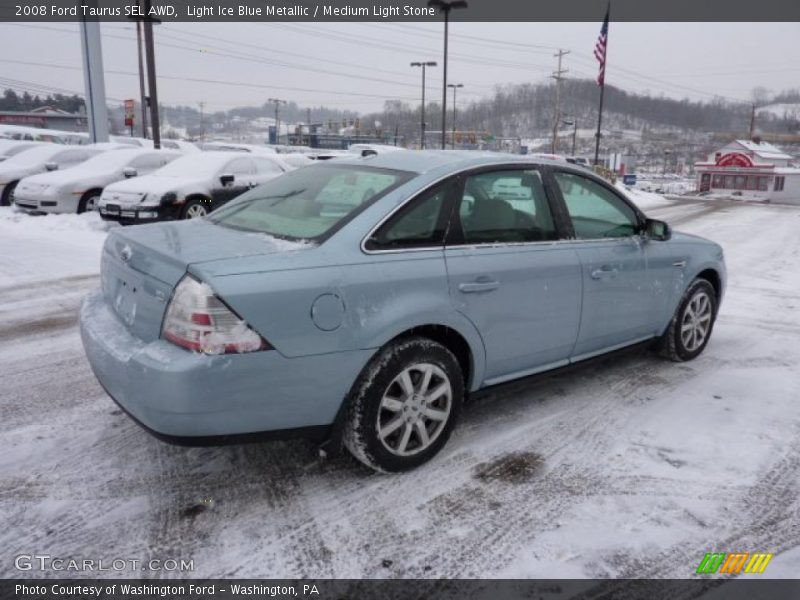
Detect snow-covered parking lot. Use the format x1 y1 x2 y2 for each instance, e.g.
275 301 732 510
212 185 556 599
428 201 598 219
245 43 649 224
1 193 799 579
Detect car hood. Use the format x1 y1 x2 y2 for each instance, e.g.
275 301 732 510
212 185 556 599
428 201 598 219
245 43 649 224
107 218 315 286
18 168 106 189
103 174 206 200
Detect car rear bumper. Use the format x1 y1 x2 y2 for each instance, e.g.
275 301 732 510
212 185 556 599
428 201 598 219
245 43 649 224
80 290 372 441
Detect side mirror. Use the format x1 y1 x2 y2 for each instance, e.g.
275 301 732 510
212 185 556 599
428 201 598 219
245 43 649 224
219 174 234 186
122 167 138 178
645 218 671 241
45 162 58 171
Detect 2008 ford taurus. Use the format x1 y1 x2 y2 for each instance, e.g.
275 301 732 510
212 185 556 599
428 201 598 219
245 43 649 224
80 152 726 472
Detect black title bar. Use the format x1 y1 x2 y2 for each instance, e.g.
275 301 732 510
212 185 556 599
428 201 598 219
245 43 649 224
1 0 799 22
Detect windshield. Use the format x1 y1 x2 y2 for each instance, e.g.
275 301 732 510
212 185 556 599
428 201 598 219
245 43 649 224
207 164 413 240
1 145 63 167
75 150 141 171
154 153 231 178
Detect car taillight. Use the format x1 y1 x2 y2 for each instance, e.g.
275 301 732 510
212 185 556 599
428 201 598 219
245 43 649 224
161 275 270 354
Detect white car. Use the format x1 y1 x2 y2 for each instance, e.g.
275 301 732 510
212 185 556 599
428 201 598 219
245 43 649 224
279 153 314 168
98 151 292 223
0 143 125 206
348 143 406 156
200 141 277 154
14 148 181 214
0 140 46 163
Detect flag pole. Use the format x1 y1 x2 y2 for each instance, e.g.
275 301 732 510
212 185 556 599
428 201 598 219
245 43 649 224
593 82 605 166
593 2 610 166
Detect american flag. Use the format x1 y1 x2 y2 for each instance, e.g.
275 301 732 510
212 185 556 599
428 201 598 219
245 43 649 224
594 7 609 86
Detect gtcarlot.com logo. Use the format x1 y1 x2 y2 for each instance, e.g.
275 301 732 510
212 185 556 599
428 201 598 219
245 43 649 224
696 552 773 574
15 554 194 572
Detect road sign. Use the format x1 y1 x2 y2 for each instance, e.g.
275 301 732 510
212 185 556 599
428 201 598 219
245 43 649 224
124 99 135 127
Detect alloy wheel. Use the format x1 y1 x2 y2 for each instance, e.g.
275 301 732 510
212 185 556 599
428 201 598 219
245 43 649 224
185 204 207 219
376 363 452 457
680 291 712 352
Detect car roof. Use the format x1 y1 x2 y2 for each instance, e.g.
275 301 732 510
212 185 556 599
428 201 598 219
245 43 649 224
330 150 564 174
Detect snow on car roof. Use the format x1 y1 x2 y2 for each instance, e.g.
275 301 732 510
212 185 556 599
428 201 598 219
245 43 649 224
330 150 561 174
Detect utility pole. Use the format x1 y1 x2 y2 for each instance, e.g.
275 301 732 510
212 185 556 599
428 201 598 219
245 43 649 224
749 103 756 140
550 49 569 154
142 0 160 148
134 12 148 138
198 101 205 142
411 62 436 149
268 98 287 144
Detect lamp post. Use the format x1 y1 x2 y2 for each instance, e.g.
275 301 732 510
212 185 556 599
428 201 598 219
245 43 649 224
268 97 287 144
428 0 468 150
562 118 578 156
411 61 436 149
447 83 463 149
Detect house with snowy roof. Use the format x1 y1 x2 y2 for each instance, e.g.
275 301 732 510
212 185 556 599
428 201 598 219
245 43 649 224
695 139 800 204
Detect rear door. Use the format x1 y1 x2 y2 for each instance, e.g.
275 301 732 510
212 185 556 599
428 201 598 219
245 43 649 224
444 166 582 385
550 169 652 359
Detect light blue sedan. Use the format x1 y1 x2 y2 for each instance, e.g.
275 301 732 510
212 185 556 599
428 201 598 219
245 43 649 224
80 152 726 472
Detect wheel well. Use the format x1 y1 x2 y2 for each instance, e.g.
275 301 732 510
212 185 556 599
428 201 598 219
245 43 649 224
697 268 721 298
394 325 473 388
81 188 103 200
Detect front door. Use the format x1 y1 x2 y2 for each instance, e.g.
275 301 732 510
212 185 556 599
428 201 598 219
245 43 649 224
551 170 653 359
444 167 582 384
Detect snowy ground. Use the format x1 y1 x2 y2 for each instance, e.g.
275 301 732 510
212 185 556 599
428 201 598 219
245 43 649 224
1 195 799 580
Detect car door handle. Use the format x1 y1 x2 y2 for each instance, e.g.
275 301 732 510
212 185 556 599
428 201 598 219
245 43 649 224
458 279 500 293
590 265 618 280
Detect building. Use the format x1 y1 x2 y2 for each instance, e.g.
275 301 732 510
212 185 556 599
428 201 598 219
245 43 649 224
695 139 800 204
0 107 86 132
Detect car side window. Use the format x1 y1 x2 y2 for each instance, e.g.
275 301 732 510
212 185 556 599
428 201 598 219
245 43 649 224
54 149 86 167
226 157 255 176
130 154 164 174
366 181 453 250
554 171 640 239
253 157 283 174
456 169 557 244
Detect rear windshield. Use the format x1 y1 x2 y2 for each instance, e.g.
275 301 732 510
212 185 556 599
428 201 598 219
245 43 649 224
207 164 413 241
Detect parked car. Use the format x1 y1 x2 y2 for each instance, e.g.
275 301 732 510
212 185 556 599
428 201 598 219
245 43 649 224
97 151 292 223
0 140 46 163
279 153 315 169
14 148 181 214
0 143 125 206
80 152 726 472
200 142 277 154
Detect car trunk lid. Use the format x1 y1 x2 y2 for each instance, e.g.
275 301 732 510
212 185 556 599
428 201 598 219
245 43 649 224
101 219 313 342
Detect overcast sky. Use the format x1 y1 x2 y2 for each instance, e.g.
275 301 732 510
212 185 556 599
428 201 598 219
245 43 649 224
1 22 799 115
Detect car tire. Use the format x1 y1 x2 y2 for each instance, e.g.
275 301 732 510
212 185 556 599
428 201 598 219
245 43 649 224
77 190 101 214
181 199 209 219
657 278 718 362
1 181 18 206
343 336 464 472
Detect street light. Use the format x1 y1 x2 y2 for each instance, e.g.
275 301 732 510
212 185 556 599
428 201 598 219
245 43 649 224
447 83 463 149
268 97 288 144
562 117 577 156
428 0 468 150
411 61 437 149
